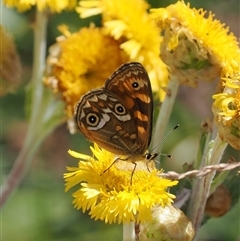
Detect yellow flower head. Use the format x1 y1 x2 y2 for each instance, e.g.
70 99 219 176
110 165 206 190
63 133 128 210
44 25 128 118
151 1 240 87
76 0 169 101
64 144 178 224
212 74 240 149
3 0 77 12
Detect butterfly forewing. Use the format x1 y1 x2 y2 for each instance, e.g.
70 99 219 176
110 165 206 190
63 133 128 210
75 62 153 157
105 62 153 154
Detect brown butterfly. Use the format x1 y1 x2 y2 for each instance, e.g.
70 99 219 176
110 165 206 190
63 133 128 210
75 62 156 161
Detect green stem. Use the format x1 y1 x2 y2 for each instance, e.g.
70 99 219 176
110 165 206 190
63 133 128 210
0 10 65 207
187 134 227 232
152 75 179 159
123 223 135 241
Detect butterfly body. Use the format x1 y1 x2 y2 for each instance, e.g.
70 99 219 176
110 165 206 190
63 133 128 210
75 62 153 159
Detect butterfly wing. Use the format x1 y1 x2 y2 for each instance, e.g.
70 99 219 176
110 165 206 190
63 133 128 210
75 89 142 155
105 62 153 155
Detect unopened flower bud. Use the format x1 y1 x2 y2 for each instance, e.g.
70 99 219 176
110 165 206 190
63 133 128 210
138 205 195 241
205 184 231 217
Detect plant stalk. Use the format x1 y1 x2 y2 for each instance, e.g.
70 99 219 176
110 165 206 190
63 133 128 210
152 75 179 159
0 10 48 207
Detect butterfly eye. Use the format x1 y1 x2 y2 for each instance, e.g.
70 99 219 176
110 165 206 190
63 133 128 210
86 113 99 127
114 103 126 115
132 81 140 90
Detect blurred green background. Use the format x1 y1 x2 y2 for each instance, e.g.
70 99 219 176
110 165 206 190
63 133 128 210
1 0 239 240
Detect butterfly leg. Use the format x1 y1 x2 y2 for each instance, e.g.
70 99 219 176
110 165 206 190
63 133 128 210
146 162 151 173
101 158 119 175
101 157 137 185
130 161 137 185
145 152 158 172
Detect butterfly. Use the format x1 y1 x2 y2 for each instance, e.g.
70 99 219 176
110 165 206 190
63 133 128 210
75 62 156 162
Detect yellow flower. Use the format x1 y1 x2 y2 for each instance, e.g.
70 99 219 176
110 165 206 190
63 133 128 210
44 25 128 118
76 0 169 101
212 74 240 149
3 0 77 12
151 1 240 87
64 144 178 224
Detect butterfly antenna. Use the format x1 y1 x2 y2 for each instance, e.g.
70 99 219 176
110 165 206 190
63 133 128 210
151 124 180 157
159 153 172 159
